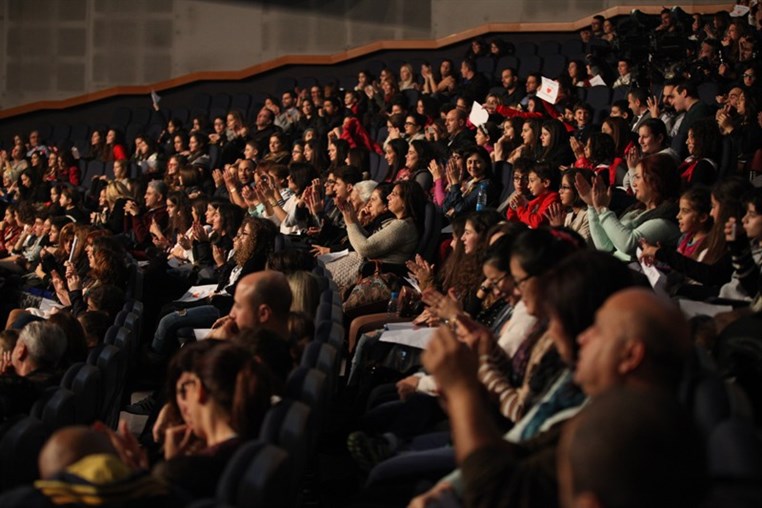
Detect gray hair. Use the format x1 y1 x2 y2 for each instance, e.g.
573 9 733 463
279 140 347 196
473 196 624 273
353 180 378 205
19 322 67 371
147 179 168 198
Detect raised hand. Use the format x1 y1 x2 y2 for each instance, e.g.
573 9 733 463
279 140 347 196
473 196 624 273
421 287 462 322
574 172 594 206
646 95 661 119
569 136 583 159
191 222 208 243
590 174 611 210
422 325 479 396
544 202 566 226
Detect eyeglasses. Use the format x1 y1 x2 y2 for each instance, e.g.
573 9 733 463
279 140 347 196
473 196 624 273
743 73 754 78
559 184 573 190
325 180 336 185
404 122 417 127
488 273 509 287
512 273 533 288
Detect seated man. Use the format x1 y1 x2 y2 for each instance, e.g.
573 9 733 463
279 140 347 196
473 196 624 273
559 387 704 508
413 288 696 508
0 321 67 421
0 426 185 507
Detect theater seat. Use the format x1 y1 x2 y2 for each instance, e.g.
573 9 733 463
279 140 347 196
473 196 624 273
36 389 77 430
0 416 49 491
88 344 127 429
286 366 328 431
61 362 102 424
216 440 291 508
259 400 312 504
416 201 442 264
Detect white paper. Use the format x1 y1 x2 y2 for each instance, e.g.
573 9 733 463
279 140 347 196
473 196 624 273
469 102 489 127
317 249 350 264
150 90 161 104
589 75 607 87
39 298 64 313
175 284 219 303
730 5 750 17
441 224 453 234
403 276 421 294
379 326 435 349
678 299 733 318
636 247 669 299
384 322 416 331
193 328 213 340
536 77 559 104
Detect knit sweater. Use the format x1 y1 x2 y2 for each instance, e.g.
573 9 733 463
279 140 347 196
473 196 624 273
346 217 418 264
587 203 680 261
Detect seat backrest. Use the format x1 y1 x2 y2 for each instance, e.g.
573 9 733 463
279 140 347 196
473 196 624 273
515 41 537 56
0 416 49 491
38 388 77 430
216 440 291 508
679 351 734 438
286 367 328 430
707 419 762 480
29 385 58 421
537 40 560 57
416 201 441 264
518 55 541 80
108 327 133 354
64 363 101 424
541 54 567 80
315 301 333 327
81 161 104 190
89 344 127 428
586 86 613 110
259 399 312 461
114 309 130 328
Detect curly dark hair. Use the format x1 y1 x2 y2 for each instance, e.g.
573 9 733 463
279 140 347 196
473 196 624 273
234 217 277 267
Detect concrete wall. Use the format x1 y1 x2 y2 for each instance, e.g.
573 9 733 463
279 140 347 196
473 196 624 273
0 0 725 111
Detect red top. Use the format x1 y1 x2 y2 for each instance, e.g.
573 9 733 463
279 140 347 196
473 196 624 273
112 144 128 161
506 190 560 228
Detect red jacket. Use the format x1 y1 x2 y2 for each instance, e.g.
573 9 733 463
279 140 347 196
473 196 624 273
506 190 559 229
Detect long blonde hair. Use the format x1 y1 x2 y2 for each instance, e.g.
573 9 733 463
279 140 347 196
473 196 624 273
287 271 320 319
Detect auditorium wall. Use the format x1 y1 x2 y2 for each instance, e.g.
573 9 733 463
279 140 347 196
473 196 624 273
0 0 725 111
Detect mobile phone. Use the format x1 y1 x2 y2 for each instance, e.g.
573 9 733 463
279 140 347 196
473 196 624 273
69 236 78 263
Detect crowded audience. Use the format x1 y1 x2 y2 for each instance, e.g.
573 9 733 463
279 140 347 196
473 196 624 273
0 6 761 508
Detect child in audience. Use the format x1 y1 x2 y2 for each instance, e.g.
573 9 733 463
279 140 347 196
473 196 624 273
506 162 560 228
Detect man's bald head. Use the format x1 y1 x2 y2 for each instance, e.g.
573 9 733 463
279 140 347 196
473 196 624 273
39 426 116 479
575 288 692 396
558 387 704 508
231 270 293 334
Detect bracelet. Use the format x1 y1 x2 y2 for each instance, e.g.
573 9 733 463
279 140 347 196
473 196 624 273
276 198 286 207
268 200 277 207
229 187 237 193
